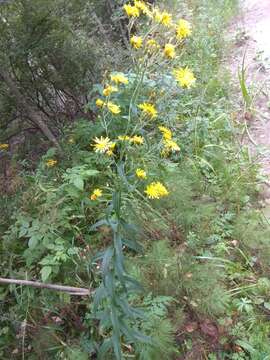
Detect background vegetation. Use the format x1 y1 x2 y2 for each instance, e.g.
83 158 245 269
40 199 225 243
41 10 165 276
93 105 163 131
1 0 270 359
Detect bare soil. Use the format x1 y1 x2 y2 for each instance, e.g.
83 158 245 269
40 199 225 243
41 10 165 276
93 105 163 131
230 0 270 188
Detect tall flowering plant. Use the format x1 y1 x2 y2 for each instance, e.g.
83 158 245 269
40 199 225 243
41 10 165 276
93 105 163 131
88 1 195 358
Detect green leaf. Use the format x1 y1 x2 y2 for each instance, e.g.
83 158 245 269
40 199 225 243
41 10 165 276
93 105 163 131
41 266 52 282
122 238 143 253
264 302 270 311
112 334 122 360
28 235 39 249
89 219 109 231
97 338 113 360
101 247 114 277
112 191 121 215
235 340 255 354
73 177 84 190
84 169 99 177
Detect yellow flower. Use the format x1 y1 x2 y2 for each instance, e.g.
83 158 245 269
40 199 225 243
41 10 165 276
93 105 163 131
154 9 172 26
118 135 131 141
136 168 147 179
134 1 151 16
103 85 118 97
0 143 9 150
96 98 104 107
145 181 169 199
123 4 140 17
46 159 57 167
106 142 116 156
173 67 196 88
68 138 75 144
110 73 129 85
163 139 180 152
138 102 157 119
158 126 172 140
176 19 192 39
146 39 159 51
130 35 143 49
90 188 103 201
107 102 121 114
130 135 144 145
92 136 114 153
164 43 176 59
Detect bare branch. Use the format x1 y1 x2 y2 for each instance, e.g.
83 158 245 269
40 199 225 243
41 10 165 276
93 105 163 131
0 277 92 296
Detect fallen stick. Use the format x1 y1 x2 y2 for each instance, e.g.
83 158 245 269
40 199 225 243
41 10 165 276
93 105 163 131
0 277 91 296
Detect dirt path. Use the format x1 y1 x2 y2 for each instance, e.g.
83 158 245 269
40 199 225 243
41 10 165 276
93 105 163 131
231 0 270 196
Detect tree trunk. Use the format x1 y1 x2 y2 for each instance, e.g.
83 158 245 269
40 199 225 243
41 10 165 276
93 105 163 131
0 69 61 151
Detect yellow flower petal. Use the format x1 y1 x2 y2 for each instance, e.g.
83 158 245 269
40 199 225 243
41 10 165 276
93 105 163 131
136 168 147 179
164 43 176 59
107 102 121 114
176 19 192 39
130 35 143 49
138 102 158 119
173 67 196 88
123 4 140 17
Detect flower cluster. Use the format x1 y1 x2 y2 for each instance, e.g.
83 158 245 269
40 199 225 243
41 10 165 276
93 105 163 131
125 2 195 88
90 3 197 203
95 72 129 115
158 126 180 155
92 134 144 157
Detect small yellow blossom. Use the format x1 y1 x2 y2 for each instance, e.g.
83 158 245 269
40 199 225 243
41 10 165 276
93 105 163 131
68 138 75 144
106 142 116 156
134 0 149 15
103 85 118 97
123 4 140 17
92 136 114 153
130 135 144 145
138 102 157 119
118 135 131 141
146 39 159 51
173 67 196 88
130 35 143 49
96 98 104 107
107 102 121 114
154 9 172 26
90 188 103 201
110 73 129 85
145 181 169 199
163 139 180 152
164 43 176 59
176 19 192 39
46 159 57 167
136 168 147 179
158 126 172 140
0 143 9 150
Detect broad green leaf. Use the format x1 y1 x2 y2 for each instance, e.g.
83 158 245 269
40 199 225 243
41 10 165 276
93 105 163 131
28 235 39 249
73 177 84 190
41 266 52 282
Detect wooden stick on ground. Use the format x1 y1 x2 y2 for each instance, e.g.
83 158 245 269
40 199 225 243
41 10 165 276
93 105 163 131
0 277 91 296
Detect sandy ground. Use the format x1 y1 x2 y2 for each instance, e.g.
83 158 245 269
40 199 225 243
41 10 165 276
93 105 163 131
231 0 270 199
